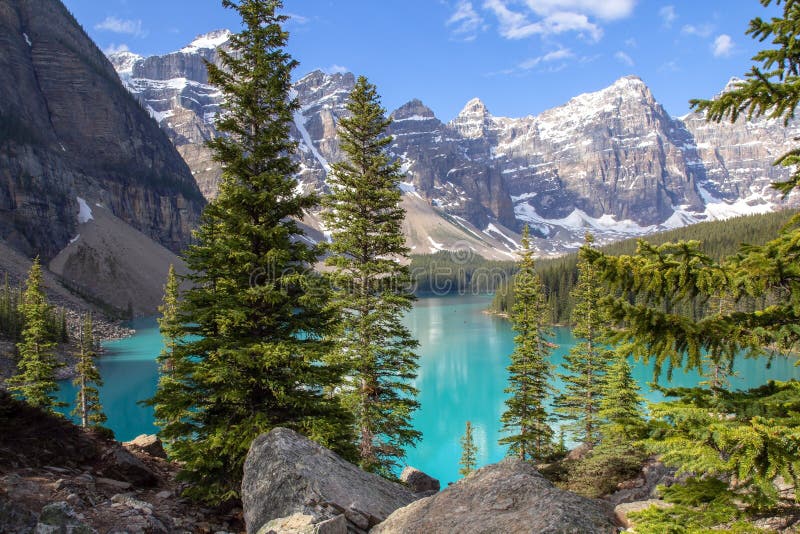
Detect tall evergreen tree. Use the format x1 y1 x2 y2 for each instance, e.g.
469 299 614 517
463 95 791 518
148 264 188 443
72 313 106 428
157 264 181 375
7 258 62 411
499 226 555 462
322 76 420 476
554 234 614 447
146 0 354 504
459 420 478 477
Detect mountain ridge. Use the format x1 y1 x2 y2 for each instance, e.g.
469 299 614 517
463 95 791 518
108 31 800 255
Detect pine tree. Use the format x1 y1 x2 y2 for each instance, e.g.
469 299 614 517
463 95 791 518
72 313 106 428
459 420 478 477
146 0 354 504
148 264 187 443
554 234 614 447
7 258 63 411
597 349 645 443
499 226 555 462
157 264 181 375
322 76 420 476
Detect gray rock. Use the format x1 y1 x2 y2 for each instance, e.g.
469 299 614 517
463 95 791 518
35 501 96 534
399 467 440 494
0 492 38 533
256 513 348 534
241 428 416 534
95 477 132 490
110 493 153 513
101 447 158 486
604 458 675 506
566 442 591 461
122 434 167 459
372 458 619 534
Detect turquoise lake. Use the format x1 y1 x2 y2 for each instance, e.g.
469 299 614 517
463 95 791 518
57 293 800 486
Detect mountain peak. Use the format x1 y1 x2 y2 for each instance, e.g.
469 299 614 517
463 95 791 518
721 76 745 94
608 75 650 94
180 29 231 53
107 50 142 76
462 97 487 113
391 99 436 121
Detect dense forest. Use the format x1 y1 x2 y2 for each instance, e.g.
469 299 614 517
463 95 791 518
490 209 799 323
409 251 517 294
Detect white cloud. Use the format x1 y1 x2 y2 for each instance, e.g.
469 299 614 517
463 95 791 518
447 1 485 40
285 12 309 24
712 34 734 57
658 5 676 28
484 0 603 41
325 64 349 74
625 37 637 48
681 23 714 38
524 0 635 20
614 50 634 66
95 16 145 37
104 43 130 55
519 47 574 69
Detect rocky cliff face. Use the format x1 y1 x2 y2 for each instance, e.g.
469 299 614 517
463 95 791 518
110 34 800 254
0 0 204 261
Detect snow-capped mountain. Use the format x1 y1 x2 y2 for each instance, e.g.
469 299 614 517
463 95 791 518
108 32 800 256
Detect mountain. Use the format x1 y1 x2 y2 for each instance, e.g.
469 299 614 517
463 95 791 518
0 0 206 314
109 32 800 255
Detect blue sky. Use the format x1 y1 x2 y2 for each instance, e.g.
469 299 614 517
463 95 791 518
62 0 778 121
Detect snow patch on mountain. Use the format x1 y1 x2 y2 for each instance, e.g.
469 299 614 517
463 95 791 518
180 30 231 53
76 197 93 224
697 184 774 220
427 236 444 251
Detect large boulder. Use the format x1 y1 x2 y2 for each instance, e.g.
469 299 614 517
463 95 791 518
372 459 619 534
241 428 417 534
122 434 166 459
99 447 158 486
399 467 440 495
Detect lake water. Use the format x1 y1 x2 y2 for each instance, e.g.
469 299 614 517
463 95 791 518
57 293 800 486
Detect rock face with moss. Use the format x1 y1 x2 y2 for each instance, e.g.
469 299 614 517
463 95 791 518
0 0 204 261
